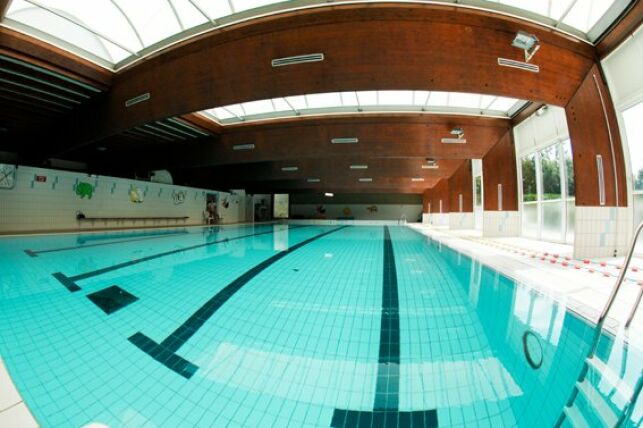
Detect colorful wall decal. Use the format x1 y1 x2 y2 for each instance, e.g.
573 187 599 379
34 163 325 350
222 197 230 209
128 185 144 203
172 190 186 205
366 205 378 213
316 205 326 214
75 182 94 199
342 207 352 216
0 164 17 189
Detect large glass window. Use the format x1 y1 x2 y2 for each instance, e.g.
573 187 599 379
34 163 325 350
621 101 643 230
521 154 537 202
519 140 575 243
539 145 561 200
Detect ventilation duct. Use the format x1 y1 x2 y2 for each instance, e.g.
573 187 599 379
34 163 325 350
497 58 540 73
271 53 324 67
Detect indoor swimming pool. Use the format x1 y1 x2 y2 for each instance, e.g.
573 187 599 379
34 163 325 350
0 224 641 427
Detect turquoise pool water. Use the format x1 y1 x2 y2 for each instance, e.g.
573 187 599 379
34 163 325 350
0 224 640 427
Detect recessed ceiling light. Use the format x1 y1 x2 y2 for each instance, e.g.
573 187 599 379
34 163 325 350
411 178 425 182
350 165 368 169
441 137 467 144
96 146 107 151
307 178 321 183
331 137 358 144
232 143 255 151
358 178 373 182
421 164 439 169
281 166 298 171
324 192 334 197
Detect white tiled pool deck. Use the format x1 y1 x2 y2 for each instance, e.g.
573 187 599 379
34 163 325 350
408 224 643 350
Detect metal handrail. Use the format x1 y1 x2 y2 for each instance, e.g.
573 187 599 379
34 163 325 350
555 220 643 427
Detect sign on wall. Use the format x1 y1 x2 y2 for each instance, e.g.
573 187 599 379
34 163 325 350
0 164 16 189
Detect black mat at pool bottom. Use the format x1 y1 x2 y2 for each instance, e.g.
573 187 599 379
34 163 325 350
87 285 138 314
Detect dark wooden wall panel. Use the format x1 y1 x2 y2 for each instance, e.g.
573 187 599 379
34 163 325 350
482 131 518 211
565 63 628 207
422 188 431 213
448 159 473 212
428 179 450 213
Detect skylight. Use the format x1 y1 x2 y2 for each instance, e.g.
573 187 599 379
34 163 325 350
2 0 628 69
201 90 527 124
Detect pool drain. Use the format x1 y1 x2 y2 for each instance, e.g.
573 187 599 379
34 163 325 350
522 330 543 370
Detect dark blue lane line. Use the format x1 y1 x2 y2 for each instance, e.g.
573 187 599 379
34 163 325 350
374 225 401 411
129 225 349 379
52 225 307 292
331 226 438 428
24 229 190 257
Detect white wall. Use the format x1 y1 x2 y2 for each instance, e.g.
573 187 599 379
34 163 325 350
0 165 248 233
290 203 422 221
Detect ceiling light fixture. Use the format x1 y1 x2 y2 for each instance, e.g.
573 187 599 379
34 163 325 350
411 177 425 182
324 192 334 197
307 178 321 183
511 31 540 62
497 30 541 73
350 165 368 169
441 128 466 144
232 143 255 151
331 137 359 144
422 158 439 169
358 178 373 182
281 166 298 171
535 105 549 117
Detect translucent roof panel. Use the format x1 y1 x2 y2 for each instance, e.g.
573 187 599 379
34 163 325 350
201 90 527 124
3 0 628 69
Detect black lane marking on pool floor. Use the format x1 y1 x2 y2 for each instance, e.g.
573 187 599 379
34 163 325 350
51 225 307 292
87 285 138 314
330 409 438 428
129 225 349 379
331 226 439 428
24 229 189 257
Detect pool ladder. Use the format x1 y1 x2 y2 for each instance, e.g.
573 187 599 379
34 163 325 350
555 221 643 428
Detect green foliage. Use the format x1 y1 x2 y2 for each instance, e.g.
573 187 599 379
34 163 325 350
636 168 643 191
522 157 537 202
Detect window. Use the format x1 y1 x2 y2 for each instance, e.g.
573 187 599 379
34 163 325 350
539 145 561 200
202 90 526 124
521 154 537 202
519 140 575 243
621 101 643 231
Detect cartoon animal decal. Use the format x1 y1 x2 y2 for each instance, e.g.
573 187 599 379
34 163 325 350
343 207 352 216
316 205 326 214
221 197 230 209
172 190 186 205
128 185 144 203
75 182 94 199
366 205 378 213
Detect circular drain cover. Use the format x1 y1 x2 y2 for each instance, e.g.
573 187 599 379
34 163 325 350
522 330 543 369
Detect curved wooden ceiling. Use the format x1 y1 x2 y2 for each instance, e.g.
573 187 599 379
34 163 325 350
2 2 637 194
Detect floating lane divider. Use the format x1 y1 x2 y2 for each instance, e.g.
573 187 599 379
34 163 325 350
25 229 190 258
332 226 438 428
128 225 350 379
52 225 308 292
